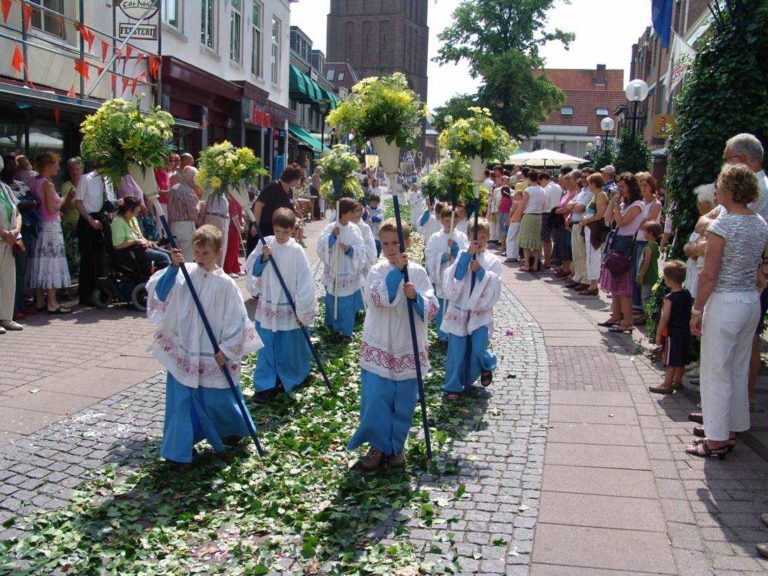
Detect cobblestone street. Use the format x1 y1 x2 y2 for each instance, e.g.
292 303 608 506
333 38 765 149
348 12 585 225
1 220 767 574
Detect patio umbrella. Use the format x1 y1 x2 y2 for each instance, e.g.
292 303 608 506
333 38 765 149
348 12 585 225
505 148 587 167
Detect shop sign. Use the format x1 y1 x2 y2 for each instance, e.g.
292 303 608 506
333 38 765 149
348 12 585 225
250 105 272 129
118 0 159 20
652 114 676 139
118 23 157 40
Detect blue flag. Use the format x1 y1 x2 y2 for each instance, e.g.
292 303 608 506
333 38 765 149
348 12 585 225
652 0 674 49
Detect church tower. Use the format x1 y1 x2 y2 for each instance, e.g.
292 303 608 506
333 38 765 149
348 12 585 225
326 0 429 104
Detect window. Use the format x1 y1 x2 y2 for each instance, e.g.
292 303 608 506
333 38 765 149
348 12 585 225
251 2 262 76
596 108 609 116
326 69 335 81
271 16 281 86
161 0 180 29
338 71 345 81
560 106 573 116
30 0 65 38
201 0 216 49
230 0 242 63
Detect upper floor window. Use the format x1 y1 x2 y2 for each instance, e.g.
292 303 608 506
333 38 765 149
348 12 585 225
230 0 242 63
596 108 609 116
161 0 181 29
201 0 216 50
271 16 282 86
326 69 335 81
30 0 66 38
338 71 345 81
251 1 263 77
561 106 573 116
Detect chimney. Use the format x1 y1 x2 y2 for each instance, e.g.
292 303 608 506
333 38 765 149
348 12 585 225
595 64 607 87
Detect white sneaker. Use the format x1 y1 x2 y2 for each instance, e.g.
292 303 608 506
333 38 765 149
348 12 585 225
0 326 5 335
0 320 22 331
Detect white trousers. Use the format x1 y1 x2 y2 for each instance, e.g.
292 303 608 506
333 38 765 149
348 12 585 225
205 214 229 268
701 291 759 440
571 223 587 283
506 222 521 259
584 226 603 281
0 243 15 321
170 220 196 261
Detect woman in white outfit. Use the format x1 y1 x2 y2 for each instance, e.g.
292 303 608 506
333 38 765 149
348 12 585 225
0 156 23 334
688 164 768 459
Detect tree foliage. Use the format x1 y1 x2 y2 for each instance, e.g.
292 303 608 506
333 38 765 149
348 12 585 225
432 94 478 133
613 129 650 174
591 143 616 171
434 0 573 139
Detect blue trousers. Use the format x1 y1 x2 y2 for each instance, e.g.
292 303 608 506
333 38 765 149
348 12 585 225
352 288 365 314
436 296 448 341
160 374 255 463
443 326 497 393
347 370 419 455
253 323 311 395
324 292 356 336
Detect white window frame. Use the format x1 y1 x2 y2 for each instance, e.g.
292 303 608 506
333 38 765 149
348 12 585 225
251 1 263 77
596 108 609 116
561 106 574 116
201 0 217 51
161 0 182 31
29 0 66 39
230 0 242 63
271 16 282 87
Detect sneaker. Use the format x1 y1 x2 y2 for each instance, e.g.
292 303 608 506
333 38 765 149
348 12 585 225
253 388 278 403
360 448 383 471
388 451 406 467
0 326 5 335
0 320 23 331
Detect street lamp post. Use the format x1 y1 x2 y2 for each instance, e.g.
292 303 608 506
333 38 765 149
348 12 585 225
624 79 649 137
600 117 615 152
318 99 331 153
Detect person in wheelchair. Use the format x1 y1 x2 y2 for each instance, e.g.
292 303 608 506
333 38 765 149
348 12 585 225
111 197 171 274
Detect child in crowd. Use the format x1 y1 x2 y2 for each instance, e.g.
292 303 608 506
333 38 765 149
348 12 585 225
419 200 444 248
351 202 378 312
636 221 663 309
245 208 317 402
147 225 262 465
505 188 525 262
408 183 422 229
366 194 385 256
317 198 365 338
442 218 502 399
347 219 438 470
426 207 469 341
650 260 693 394
454 203 468 236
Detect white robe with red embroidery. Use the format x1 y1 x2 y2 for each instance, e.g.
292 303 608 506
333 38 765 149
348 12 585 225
360 260 439 382
146 264 263 389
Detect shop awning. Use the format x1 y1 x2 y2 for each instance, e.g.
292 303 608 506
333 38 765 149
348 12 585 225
289 123 325 155
289 64 323 104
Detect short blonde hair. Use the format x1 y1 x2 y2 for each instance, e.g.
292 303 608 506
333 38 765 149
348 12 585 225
379 218 410 239
717 163 759 205
192 224 223 252
468 217 491 237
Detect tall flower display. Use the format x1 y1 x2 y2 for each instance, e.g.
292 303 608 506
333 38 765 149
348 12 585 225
80 98 175 190
431 155 488 213
197 141 269 221
317 145 364 203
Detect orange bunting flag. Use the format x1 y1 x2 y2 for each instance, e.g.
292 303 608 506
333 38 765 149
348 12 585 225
66 84 76 99
77 23 96 51
121 76 130 94
21 2 33 30
110 73 117 94
130 75 139 96
97 65 104 77
125 44 133 60
11 44 23 74
136 52 145 67
148 55 160 81
101 40 109 62
74 59 90 80
116 46 123 59
1 0 12 23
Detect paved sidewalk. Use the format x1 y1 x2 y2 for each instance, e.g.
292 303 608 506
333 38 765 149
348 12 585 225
502 257 768 575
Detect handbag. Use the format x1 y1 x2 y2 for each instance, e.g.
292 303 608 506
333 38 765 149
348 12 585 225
11 238 25 257
604 231 637 277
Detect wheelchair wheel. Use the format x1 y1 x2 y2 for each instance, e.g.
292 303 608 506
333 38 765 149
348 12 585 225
91 287 111 309
131 282 148 312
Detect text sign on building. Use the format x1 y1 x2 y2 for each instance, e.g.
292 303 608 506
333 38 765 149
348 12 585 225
118 0 159 20
652 114 676 139
251 104 272 129
118 23 157 40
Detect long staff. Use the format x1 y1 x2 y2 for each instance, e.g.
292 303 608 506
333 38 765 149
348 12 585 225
251 222 333 391
467 192 480 389
333 200 340 321
158 215 265 457
392 196 433 461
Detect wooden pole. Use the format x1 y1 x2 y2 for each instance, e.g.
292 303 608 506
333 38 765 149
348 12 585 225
334 200 340 321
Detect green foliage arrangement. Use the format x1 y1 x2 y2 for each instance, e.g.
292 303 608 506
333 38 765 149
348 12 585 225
645 1 768 335
80 98 175 188
591 143 616 172
426 156 489 213
438 107 517 162
613 129 650 175
327 73 427 149
432 93 478 132
196 141 268 198
419 169 443 200
318 145 364 204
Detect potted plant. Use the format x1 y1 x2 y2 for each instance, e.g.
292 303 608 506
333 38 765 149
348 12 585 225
317 145 364 203
438 107 516 181
196 141 268 221
80 98 175 205
327 73 426 174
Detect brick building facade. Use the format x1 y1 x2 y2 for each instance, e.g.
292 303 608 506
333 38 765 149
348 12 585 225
326 0 429 104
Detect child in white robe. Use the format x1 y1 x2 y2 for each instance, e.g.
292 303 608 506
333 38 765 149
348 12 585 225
244 208 317 402
408 184 422 229
441 218 502 399
454 203 468 236
366 194 385 256
147 225 263 464
317 197 366 337
351 203 378 313
418 200 444 248
425 207 469 341
347 219 439 470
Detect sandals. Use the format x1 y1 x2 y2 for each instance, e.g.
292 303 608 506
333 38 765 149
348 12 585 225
691 437 735 452
688 412 703 424
648 381 682 394
598 318 621 327
685 441 729 459
608 325 634 333
48 307 72 315
480 370 493 387
578 288 599 296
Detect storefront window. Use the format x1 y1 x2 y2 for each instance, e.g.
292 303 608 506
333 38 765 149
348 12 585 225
251 1 263 77
230 0 242 64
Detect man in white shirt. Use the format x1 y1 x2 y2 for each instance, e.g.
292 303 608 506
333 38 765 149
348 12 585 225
75 168 116 306
539 172 563 267
565 169 593 291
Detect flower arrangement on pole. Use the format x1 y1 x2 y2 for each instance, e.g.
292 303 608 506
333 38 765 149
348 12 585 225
196 141 269 221
327 73 427 175
433 154 488 214
80 98 175 205
438 107 517 181
317 145 364 203
418 168 443 201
